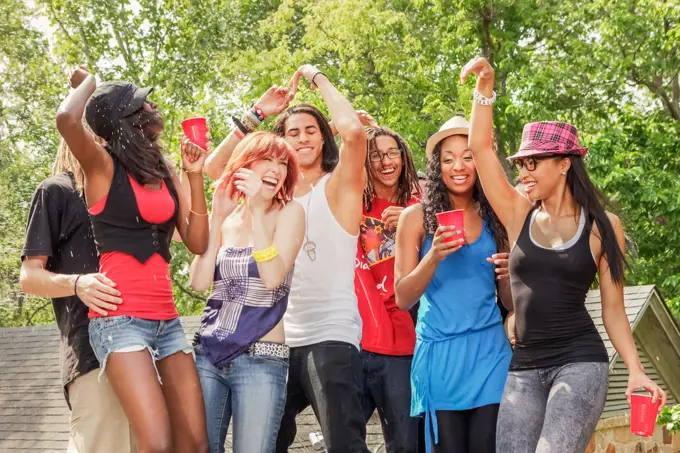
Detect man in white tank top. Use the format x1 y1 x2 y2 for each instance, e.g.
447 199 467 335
203 66 370 453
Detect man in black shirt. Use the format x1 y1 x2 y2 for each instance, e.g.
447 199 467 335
20 139 135 453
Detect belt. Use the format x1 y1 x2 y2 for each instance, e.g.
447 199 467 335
246 341 290 359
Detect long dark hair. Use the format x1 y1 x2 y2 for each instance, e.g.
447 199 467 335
364 126 420 211
272 104 338 172
107 108 171 185
422 142 508 252
566 156 626 284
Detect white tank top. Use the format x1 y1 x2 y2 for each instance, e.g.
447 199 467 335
284 173 362 349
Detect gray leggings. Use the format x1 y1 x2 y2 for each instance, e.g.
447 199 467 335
496 362 608 453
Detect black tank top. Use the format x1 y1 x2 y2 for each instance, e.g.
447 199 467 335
508 207 608 370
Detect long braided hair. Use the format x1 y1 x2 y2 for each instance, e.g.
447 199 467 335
422 141 508 252
364 126 421 212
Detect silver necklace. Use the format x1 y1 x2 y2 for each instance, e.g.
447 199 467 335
302 174 324 261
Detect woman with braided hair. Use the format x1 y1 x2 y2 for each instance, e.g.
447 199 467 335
394 115 513 453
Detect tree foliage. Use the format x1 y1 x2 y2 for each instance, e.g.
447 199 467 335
1 0 678 326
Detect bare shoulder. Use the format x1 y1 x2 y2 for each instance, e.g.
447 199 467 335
400 203 424 228
280 199 305 219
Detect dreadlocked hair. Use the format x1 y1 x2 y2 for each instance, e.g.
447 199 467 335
422 142 508 252
363 126 421 212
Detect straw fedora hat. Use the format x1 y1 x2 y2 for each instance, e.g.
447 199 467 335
425 115 470 159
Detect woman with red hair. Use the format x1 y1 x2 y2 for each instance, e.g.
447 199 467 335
189 131 304 453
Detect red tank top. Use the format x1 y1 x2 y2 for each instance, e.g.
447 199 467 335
88 174 178 320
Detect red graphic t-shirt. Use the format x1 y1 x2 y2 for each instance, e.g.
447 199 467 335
355 196 418 356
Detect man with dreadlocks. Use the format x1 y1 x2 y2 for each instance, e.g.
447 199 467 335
352 120 422 453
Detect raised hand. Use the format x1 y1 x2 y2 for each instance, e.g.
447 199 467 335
212 180 240 219
289 64 325 93
233 168 266 213
181 136 208 173
357 110 378 128
486 252 510 281
75 273 122 316
254 85 295 117
459 57 495 85
427 225 464 264
68 65 90 89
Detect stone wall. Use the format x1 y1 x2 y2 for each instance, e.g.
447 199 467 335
586 415 680 453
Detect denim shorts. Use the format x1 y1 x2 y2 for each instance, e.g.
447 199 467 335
88 316 192 382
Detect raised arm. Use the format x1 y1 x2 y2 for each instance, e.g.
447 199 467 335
599 213 666 407
189 181 240 291
55 67 113 196
204 86 294 180
461 57 532 238
394 205 463 310
233 168 305 289
290 66 367 189
172 138 209 255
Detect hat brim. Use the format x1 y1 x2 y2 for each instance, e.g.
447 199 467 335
425 127 469 159
121 86 154 117
506 146 588 161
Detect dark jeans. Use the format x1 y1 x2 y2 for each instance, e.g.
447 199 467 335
275 341 370 453
360 351 419 453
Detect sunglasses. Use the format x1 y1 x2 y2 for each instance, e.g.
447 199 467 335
511 155 561 172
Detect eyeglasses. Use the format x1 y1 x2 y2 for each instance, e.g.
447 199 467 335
369 149 401 162
512 155 558 172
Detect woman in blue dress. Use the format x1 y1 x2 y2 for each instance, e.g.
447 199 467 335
395 115 513 453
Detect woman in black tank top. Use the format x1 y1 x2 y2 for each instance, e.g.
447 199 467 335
460 57 666 453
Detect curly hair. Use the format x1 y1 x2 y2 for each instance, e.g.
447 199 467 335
422 142 508 252
364 126 421 211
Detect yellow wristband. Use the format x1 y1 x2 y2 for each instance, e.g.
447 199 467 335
253 244 278 263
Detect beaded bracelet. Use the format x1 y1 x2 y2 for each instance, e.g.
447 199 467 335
233 127 244 140
473 89 497 106
253 244 278 263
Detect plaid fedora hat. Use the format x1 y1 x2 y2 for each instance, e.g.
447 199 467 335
507 121 588 161
425 115 470 159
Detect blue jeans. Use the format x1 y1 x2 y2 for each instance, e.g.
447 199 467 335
195 345 288 453
360 351 419 453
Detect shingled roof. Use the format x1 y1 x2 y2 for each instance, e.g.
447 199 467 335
0 285 678 452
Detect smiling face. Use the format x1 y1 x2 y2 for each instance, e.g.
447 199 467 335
282 113 324 170
513 154 570 201
439 135 476 195
368 135 403 190
249 156 289 201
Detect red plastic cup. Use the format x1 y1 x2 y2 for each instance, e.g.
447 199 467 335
435 210 465 243
181 117 208 150
630 394 661 436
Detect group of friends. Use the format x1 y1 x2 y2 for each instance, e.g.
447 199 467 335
19 57 667 453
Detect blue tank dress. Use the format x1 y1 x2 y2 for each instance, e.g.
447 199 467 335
412 220 512 452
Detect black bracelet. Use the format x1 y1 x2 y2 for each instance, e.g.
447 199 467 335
74 274 83 298
232 116 251 135
312 71 327 86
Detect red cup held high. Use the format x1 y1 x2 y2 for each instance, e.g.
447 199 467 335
630 394 661 437
181 117 209 151
435 210 465 243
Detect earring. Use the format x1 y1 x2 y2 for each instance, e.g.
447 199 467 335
561 171 567 175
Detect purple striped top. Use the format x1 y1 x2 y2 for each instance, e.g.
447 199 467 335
195 246 292 367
